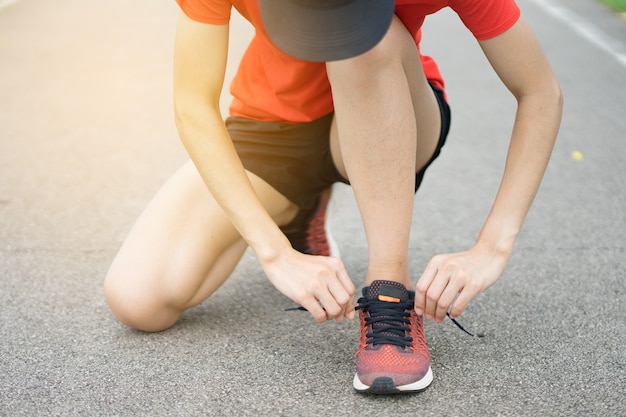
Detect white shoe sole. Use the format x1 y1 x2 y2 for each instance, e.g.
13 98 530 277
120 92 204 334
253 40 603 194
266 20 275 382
353 366 433 394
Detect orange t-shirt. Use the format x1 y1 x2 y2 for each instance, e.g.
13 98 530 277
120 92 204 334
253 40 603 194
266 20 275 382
176 0 520 123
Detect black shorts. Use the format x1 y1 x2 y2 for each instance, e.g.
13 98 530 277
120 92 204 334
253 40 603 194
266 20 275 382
226 83 451 211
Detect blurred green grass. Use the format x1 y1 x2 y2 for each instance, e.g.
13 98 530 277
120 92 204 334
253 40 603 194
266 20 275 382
597 0 626 12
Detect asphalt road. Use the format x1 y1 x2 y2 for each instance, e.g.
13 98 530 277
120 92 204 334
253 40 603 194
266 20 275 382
1 0 624 416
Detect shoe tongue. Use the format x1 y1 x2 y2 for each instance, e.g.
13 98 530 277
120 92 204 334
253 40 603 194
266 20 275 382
363 280 410 303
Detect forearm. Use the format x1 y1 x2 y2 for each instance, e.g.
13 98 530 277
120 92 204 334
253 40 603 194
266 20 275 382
169 15 355 323
476 88 563 256
415 16 563 321
175 105 291 261
171 16 290 262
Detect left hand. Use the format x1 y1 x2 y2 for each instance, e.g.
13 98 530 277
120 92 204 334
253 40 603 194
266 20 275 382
414 245 510 322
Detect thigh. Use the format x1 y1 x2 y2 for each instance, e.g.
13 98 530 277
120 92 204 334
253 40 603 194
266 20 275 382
104 160 297 331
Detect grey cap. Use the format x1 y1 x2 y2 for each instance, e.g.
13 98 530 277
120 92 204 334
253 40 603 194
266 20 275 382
259 0 395 62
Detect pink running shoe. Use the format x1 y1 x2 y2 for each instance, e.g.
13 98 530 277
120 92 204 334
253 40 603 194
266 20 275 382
353 280 432 394
280 188 339 257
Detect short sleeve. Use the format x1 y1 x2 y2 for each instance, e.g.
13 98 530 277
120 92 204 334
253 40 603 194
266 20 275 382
449 0 521 40
176 0 232 24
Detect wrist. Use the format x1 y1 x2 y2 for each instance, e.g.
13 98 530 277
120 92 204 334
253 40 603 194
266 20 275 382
475 228 517 260
249 229 293 264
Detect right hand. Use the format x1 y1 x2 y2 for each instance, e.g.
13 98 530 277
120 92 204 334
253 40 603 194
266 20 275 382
262 247 355 323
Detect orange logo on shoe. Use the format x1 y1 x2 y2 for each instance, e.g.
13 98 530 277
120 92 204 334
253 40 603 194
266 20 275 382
378 295 401 303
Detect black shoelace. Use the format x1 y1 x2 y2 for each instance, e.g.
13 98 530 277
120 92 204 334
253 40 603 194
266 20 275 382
285 301 475 338
355 297 415 348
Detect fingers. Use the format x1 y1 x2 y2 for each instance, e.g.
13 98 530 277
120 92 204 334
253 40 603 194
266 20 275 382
300 298 329 323
435 282 462 322
418 255 461 323
330 258 356 321
414 255 442 317
293 256 355 323
314 283 344 321
448 283 480 319
415 252 490 323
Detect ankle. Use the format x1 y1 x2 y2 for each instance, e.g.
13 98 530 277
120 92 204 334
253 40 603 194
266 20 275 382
365 265 411 289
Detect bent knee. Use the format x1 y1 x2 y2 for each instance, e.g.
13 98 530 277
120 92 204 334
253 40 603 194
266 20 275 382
326 17 414 76
103 272 181 333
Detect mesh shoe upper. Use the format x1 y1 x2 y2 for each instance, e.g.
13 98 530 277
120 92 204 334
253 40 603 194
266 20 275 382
354 280 431 391
280 188 336 257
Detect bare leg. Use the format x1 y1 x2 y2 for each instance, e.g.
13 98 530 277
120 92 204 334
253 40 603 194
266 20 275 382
104 160 297 332
327 17 442 288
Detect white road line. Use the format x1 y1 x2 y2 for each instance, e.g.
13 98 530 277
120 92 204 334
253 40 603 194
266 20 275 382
527 0 626 69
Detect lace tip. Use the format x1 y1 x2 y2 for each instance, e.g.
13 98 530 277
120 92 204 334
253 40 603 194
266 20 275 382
285 306 308 312
446 312 475 337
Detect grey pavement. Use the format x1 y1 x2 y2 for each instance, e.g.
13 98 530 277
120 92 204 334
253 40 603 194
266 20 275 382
1 0 624 416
